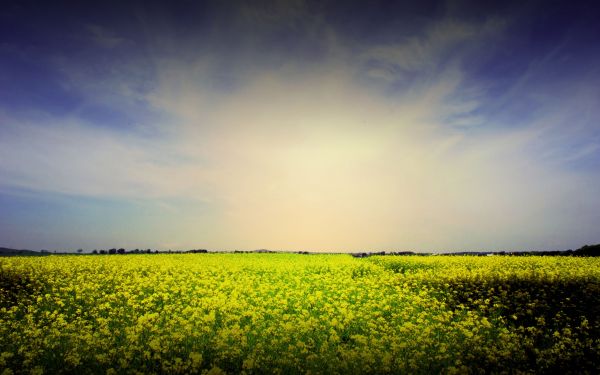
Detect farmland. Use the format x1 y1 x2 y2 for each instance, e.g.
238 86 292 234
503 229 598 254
1 254 599 374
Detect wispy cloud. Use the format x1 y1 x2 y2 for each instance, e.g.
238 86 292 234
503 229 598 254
1 2 599 251
86 24 128 49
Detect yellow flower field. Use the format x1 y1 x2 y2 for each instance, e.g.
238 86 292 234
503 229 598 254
1 254 599 374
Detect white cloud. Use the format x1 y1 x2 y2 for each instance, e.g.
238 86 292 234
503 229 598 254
0 118 213 200
360 17 506 84
127 52 599 250
1 15 599 251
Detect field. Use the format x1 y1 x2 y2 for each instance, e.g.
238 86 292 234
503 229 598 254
1 254 599 374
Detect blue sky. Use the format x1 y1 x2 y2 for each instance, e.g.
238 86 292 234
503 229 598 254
1 0 599 252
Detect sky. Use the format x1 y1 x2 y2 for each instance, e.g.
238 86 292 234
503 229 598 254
1 0 600 252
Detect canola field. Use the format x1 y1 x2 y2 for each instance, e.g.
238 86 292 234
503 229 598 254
1 254 599 374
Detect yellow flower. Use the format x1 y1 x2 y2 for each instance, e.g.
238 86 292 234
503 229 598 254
189 352 203 366
206 366 226 375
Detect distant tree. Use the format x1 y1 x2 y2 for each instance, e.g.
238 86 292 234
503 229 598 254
92 249 98 255
77 249 83 254
117 248 125 254
108 248 117 255
146 249 151 254
575 244 600 257
100 249 107 255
